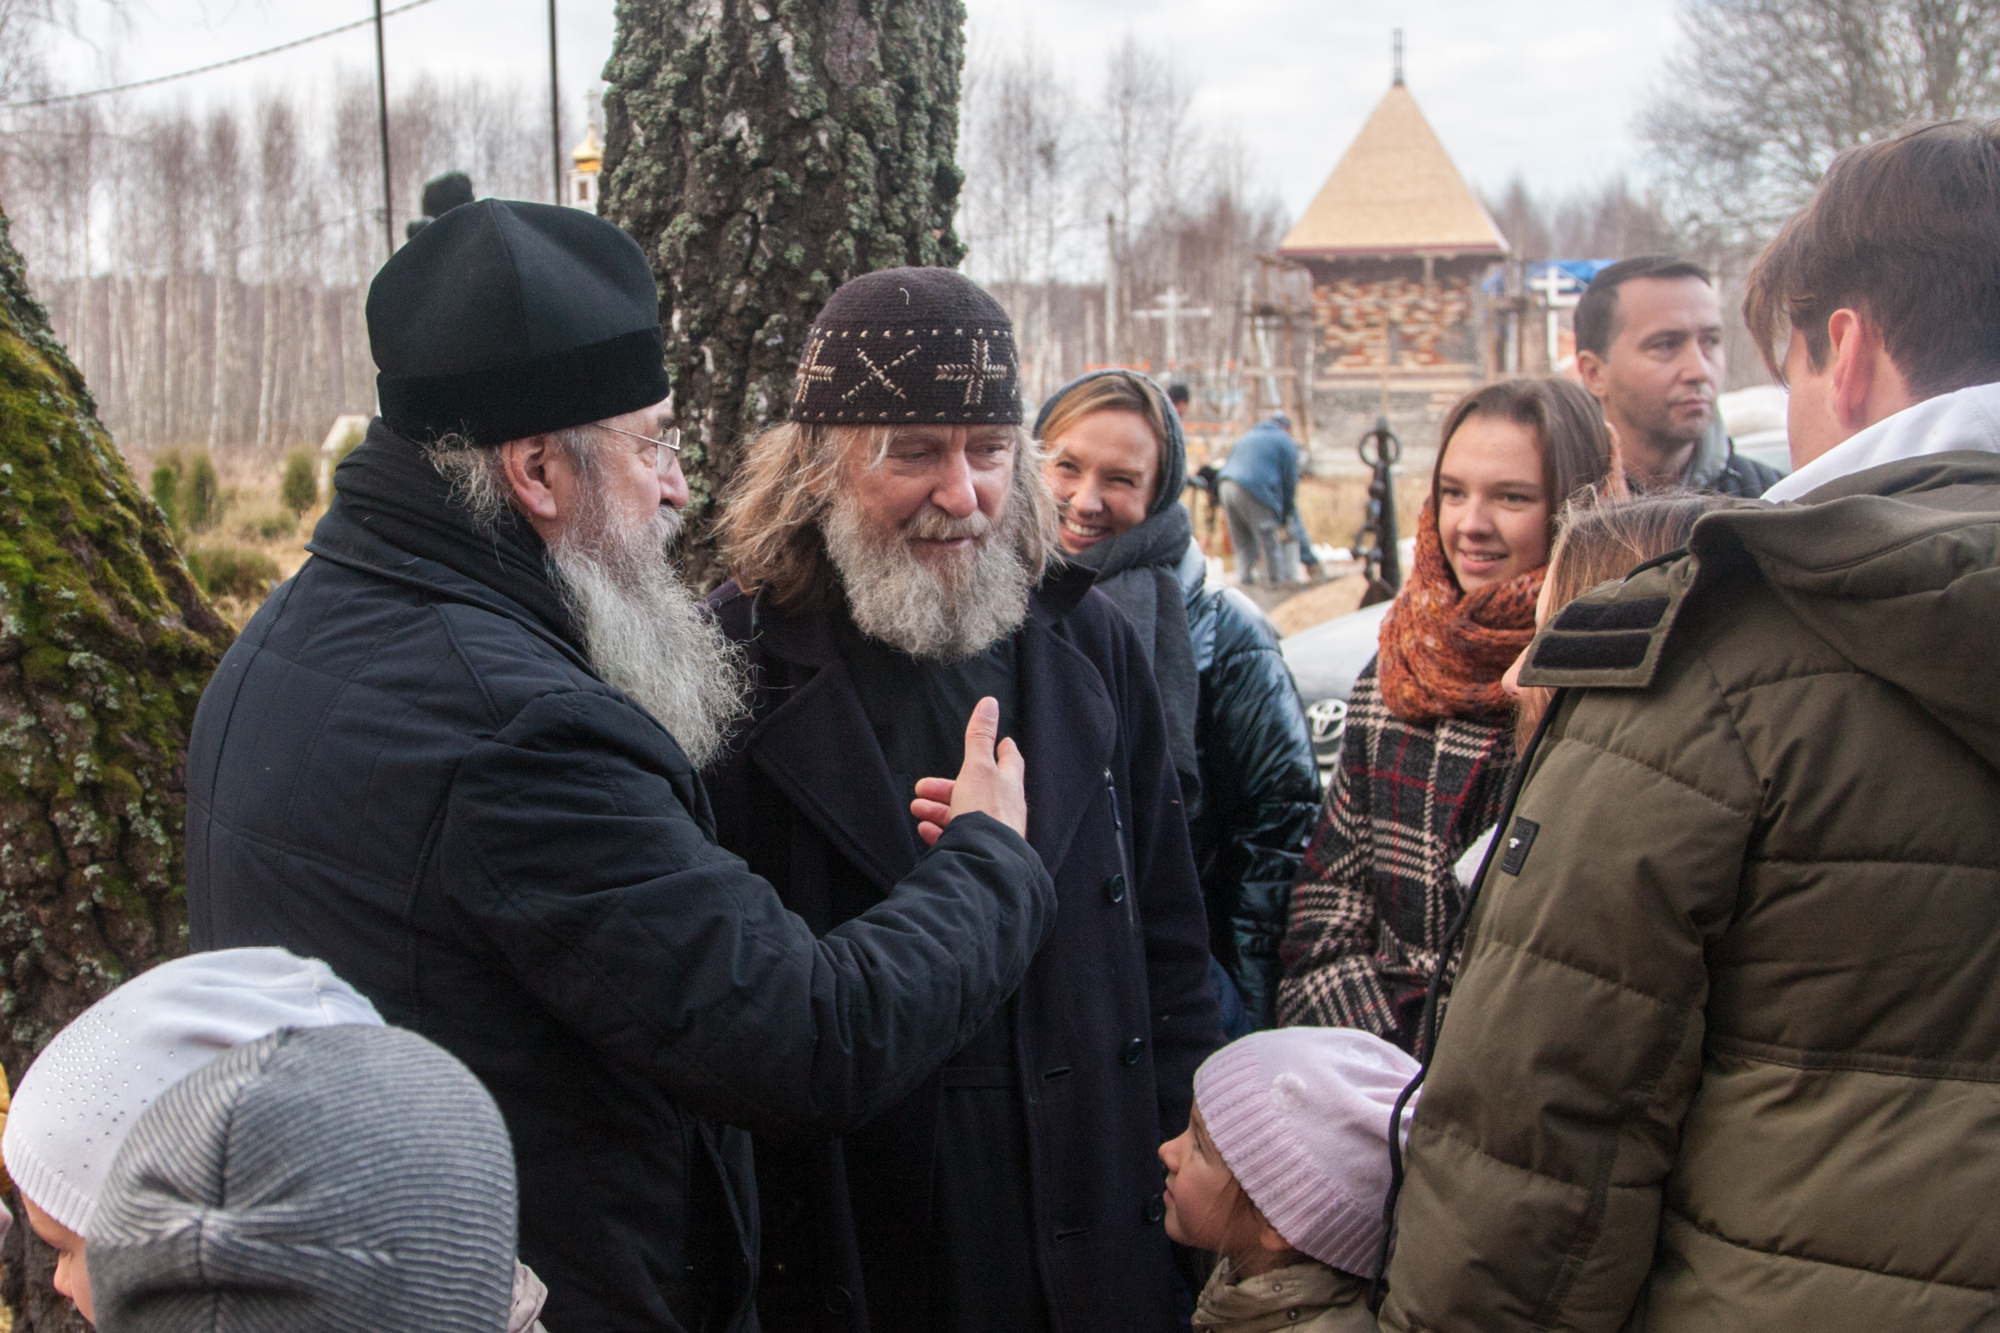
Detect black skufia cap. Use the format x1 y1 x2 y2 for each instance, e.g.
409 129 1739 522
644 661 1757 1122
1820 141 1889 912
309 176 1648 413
368 199 670 446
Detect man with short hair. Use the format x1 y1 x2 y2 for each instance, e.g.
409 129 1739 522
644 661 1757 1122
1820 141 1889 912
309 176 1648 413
1574 255 1782 496
1381 120 2000 1333
704 267 1223 1333
185 204 1058 1333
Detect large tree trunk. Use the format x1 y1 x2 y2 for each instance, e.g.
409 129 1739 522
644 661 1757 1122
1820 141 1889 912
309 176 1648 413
0 209 231 1332
600 0 969 587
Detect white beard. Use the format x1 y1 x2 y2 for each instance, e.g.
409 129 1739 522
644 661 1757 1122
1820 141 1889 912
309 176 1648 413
821 490 1033 663
546 501 746 768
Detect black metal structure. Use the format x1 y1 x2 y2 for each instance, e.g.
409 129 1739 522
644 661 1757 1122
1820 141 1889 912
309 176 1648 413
1356 414 1403 605
373 0 394 259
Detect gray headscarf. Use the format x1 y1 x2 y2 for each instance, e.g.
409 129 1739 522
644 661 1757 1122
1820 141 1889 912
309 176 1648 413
88 1024 519 1333
1035 370 1200 796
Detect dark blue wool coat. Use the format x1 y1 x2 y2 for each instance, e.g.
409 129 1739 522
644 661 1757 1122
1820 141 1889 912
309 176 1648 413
703 571 1224 1333
184 435 1055 1333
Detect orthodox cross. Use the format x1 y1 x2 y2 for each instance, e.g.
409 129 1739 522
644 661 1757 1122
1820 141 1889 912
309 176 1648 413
1132 287 1214 369
1529 266 1582 370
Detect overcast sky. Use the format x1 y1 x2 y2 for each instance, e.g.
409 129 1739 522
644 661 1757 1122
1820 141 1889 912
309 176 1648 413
41 0 1688 218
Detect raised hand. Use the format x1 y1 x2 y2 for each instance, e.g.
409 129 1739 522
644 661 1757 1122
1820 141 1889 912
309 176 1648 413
912 696 1026 846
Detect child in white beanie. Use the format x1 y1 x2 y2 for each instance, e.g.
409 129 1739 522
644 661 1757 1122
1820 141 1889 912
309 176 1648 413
1159 1027 1420 1332
0 947 382 1325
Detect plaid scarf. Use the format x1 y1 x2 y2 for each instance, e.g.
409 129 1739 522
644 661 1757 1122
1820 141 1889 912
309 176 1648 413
1376 500 1543 724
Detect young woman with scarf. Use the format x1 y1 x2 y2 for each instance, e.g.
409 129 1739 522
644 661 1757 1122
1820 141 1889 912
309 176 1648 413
1275 378 1616 1056
1037 371 1320 1035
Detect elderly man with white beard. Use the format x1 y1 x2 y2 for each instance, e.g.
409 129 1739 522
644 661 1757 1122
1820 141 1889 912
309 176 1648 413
703 267 1224 1333
183 205 1060 1333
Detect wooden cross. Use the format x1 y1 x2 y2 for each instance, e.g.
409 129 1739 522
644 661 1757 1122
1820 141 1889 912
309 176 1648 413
1133 286 1214 368
1530 266 1581 369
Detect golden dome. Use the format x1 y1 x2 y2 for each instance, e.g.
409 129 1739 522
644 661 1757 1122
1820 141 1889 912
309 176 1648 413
571 125 603 174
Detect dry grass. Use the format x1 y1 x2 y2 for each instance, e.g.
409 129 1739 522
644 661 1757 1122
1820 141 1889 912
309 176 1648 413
1267 573 1370 636
127 446 321 630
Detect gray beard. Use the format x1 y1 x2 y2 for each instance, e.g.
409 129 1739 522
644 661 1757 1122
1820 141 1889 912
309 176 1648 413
821 490 1033 663
546 503 747 769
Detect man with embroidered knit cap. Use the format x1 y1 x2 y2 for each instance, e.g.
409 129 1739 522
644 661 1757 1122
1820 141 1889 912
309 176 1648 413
704 266 1224 1333
185 204 1058 1333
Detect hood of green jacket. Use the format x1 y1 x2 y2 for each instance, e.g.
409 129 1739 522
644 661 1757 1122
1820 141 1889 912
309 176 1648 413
1688 450 2000 770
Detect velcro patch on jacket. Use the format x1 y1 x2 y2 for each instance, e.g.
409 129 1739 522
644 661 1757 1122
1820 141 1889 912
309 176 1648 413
1531 630 1653 672
1518 563 1691 691
1550 596 1669 632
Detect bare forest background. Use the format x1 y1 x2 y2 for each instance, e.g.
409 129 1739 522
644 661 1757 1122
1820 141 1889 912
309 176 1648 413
3 0 1999 461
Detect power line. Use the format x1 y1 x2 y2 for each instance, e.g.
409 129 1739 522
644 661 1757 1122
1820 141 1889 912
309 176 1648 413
0 0 445 111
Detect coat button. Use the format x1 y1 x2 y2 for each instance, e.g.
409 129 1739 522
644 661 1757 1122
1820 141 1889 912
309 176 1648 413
1104 874 1127 904
824 1285 853 1314
1143 1193 1166 1224
1120 1037 1144 1066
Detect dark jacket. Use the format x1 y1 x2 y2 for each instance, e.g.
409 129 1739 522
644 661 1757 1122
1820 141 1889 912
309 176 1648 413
1682 418 1784 497
1176 543 1321 1027
183 428 1056 1333
1382 452 2000 1332
703 571 1224 1333
1216 420 1301 520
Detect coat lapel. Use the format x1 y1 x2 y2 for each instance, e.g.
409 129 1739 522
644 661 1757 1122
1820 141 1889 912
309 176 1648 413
744 604 921 895
1014 602 1119 877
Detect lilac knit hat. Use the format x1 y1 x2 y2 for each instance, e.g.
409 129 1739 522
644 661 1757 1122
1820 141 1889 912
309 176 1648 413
1192 1027 1421 1275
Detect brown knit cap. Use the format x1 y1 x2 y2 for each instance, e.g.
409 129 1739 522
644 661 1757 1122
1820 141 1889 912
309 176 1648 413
789 267 1022 425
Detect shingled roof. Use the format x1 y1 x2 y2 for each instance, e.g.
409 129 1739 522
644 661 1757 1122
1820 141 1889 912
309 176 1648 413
1280 82 1508 259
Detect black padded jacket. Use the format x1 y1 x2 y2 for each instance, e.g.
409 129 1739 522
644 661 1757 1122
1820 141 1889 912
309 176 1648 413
1177 544 1321 1027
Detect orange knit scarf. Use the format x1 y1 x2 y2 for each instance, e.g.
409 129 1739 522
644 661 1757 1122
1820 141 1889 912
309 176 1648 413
1376 500 1545 724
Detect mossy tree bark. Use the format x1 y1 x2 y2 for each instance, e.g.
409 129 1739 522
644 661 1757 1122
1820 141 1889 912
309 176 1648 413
0 210 231 1332
600 0 969 587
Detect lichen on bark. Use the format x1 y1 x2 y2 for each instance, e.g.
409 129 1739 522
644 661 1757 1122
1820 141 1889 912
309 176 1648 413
0 204 230 1333
601 0 969 586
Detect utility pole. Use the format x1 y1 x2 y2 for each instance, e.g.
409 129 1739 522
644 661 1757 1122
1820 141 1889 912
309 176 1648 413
548 0 563 204
373 0 394 259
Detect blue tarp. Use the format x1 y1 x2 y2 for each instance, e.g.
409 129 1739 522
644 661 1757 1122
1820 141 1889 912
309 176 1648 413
1481 259 1617 296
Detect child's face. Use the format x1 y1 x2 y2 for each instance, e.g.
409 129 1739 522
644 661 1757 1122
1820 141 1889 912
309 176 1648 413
23 1196 93 1324
1158 1102 1241 1252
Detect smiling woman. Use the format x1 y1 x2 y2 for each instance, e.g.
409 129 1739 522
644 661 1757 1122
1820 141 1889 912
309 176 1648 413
1277 377 1615 1054
1034 370 1320 1032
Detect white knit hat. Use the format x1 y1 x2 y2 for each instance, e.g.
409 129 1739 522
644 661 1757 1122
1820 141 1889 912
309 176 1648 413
1192 1027 1421 1275
1 947 382 1234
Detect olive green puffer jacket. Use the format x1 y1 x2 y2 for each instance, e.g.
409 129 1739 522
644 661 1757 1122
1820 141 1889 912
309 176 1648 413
1383 452 2000 1333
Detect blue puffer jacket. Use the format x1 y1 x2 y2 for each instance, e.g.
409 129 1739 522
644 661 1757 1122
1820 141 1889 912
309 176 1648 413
1217 420 1301 519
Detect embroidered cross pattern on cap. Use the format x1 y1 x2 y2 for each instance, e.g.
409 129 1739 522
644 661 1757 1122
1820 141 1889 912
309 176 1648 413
844 344 920 402
794 334 836 405
934 336 1012 407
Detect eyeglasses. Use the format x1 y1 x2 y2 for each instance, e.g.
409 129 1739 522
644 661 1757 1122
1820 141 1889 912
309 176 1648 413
593 421 683 474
